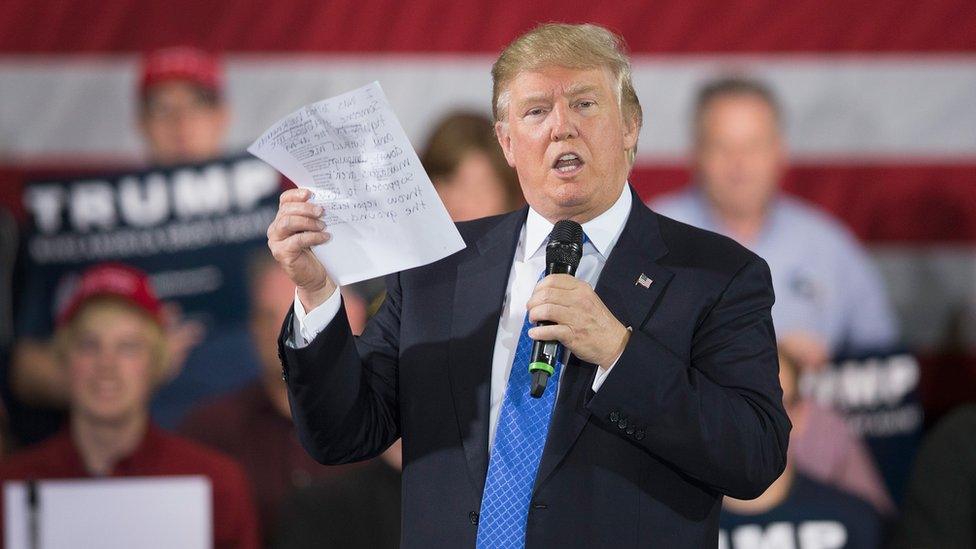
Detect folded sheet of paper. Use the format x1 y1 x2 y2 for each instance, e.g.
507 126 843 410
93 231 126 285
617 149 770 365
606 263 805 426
248 82 465 285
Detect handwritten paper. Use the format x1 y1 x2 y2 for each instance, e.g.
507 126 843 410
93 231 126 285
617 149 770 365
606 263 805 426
248 82 465 285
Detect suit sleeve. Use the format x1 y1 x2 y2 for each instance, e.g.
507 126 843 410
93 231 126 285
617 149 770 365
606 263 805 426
279 273 402 465
586 256 791 499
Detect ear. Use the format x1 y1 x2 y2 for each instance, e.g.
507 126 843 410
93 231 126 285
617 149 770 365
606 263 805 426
494 121 517 168
622 113 640 152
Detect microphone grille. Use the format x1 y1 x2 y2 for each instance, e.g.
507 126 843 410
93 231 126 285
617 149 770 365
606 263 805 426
547 220 584 267
550 220 583 245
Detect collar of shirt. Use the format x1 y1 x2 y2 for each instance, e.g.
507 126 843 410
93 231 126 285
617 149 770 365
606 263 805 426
522 183 633 261
51 421 165 477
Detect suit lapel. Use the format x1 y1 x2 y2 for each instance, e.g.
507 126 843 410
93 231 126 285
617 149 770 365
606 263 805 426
448 209 525 496
593 202 674 338
533 189 674 494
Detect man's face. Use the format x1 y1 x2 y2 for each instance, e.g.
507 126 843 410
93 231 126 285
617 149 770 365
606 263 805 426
694 94 785 220
139 80 228 165
495 66 639 223
67 305 157 425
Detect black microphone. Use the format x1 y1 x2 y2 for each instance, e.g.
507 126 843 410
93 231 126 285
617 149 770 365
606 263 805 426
529 220 583 398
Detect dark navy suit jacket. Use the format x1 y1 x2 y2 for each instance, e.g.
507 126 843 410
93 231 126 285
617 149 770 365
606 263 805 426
278 188 791 548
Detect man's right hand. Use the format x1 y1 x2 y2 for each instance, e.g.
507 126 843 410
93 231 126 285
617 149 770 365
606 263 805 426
267 188 337 311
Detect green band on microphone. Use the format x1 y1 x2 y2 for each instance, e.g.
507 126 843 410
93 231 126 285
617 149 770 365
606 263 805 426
529 361 555 376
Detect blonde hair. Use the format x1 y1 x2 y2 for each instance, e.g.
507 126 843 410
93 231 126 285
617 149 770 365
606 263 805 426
54 296 169 382
491 23 643 163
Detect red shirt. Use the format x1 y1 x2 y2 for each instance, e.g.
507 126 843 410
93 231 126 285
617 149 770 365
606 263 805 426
0 423 260 549
179 381 362 535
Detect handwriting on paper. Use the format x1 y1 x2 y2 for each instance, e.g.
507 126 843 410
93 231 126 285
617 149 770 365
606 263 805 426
248 82 464 285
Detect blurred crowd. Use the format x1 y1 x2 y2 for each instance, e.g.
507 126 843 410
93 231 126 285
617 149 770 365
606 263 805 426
0 47 971 549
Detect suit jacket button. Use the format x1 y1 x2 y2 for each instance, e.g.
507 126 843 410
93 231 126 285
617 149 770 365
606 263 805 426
609 411 620 423
278 348 287 381
635 429 646 441
469 511 479 524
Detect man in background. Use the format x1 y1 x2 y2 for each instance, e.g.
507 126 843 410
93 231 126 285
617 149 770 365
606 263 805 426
127 45 231 377
0 263 259 548
719 351 883 549
6 47 231 440
10 47 264 441
652 76 899 370
271 443 402 549
782 349 894 516
138 46 230 165
179 251 369 538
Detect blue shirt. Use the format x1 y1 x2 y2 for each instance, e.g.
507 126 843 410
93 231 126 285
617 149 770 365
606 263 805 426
651 188 899 354
720 473 881 549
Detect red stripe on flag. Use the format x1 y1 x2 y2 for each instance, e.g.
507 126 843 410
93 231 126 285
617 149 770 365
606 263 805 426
1 0 974 54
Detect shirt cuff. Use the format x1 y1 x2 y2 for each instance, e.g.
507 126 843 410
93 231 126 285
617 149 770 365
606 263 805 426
591 326 631 392
591 357 617 392
292 288 343 348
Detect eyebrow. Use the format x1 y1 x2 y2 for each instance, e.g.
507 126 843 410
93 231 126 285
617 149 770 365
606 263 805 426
564 83 600 97
514 84 603 110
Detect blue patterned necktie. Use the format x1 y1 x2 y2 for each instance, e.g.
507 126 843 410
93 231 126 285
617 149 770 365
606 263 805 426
476 232 587 548
475 287 562 549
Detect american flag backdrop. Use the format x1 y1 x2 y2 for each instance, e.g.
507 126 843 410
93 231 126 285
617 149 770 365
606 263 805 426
1 0 974 414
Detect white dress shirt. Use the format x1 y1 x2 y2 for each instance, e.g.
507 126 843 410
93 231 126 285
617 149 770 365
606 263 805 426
292 185 633 449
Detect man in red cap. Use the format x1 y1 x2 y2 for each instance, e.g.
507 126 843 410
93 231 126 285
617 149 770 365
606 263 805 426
138 47 229 165
0 263 260 549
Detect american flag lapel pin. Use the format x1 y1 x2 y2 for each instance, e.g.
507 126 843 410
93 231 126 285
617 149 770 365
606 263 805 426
636 273 653 288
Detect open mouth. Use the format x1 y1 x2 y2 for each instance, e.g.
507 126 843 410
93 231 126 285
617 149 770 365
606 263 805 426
552 152 584 174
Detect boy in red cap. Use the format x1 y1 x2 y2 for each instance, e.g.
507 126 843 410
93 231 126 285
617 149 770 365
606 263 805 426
0 263 259 549
138 47 229 165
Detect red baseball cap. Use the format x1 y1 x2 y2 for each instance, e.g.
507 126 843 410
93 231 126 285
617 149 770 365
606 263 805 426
55 263 163 328
139 46 223 100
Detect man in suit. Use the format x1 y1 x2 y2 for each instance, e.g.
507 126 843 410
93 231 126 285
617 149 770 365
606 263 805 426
267 23 790 548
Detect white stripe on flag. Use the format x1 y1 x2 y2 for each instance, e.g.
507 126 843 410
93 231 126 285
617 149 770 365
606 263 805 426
1 54 975 164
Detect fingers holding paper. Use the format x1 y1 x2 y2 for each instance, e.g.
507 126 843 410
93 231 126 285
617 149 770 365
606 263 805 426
268 188 337 310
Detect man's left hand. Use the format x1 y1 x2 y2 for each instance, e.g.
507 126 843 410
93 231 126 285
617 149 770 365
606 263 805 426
526 274 630 370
